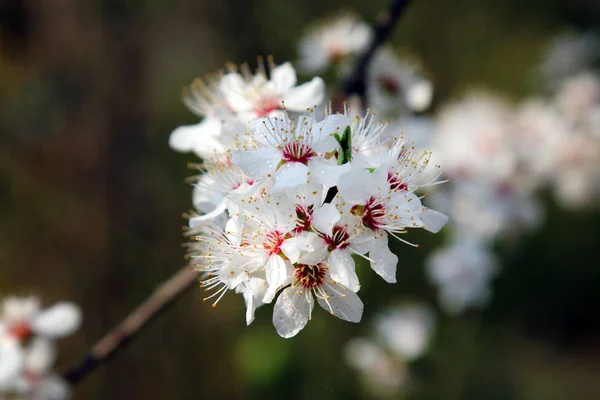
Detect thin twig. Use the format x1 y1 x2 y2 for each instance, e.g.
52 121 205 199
62 267 200 385
336 0 414 106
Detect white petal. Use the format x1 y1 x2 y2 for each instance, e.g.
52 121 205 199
263 256 289 304
312 114 350 153
272 287 313 338
369 232 398 283
280 77 325 110
311 203 341 236
328 249 360 292
169 118 221 153
25 338 56 375
308 158 352 187
31 302 81 339
36 375 71 400
188 201 228 229
0 340 24 389
271 62 298 94
231 148 281 180
337 167 377 204
420 208 449 233
273 162 309 192
220 73 252 112
406 80 433 112
318 282 363 322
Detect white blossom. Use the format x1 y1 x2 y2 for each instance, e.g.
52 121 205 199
298 14 372 73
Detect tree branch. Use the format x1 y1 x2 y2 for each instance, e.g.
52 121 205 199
62 267 200 385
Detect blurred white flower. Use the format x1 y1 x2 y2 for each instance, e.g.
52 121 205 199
0 297 79 400
170 60 325 159
374 304 435 361
433 92 516 183
367 48 433 118
298 14 372 73
426 239 499 314
345 338 407 398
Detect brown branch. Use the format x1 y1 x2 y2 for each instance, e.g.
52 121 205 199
63 267 200 384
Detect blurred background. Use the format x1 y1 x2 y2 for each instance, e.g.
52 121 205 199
1 0 600 398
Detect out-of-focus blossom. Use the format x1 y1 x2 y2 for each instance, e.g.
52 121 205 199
367 48 433 119
426 239 499 314
345 304 436 398
298 14 372 73
432 92 516 183
0 296 81 400
374 304 435 361
345 338 407 398
170 60 325 159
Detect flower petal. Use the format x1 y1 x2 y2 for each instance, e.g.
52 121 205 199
273 287 313 338
0 340 23 390
169 118 221 153
271 62 297 94
311 203 341 236
369 232 398 283
328 249 360 292
25 338 56 375
406 80 433 112
337 166 378 204
263 256 289 304
420 208 449 233
308 158 352 187
280 77 325 111
31 302 82 339
231 148 282 180
273 162 309 192
318 282 363 322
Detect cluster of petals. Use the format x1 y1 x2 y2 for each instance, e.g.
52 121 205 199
0 296 81 399
169 60 324 160
186 106 448 338
298 13 373 73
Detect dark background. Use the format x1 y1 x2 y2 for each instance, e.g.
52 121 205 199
1 0 599 398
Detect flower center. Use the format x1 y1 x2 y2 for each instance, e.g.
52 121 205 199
8 321 31 340
294 205 313 234
231 179 254 191
263 231 285 256
351 196 386 230
282 142 315 165
323 225 350 250
377 75 401 95
388 171 408 191
256 97 281 116
294 263 327 289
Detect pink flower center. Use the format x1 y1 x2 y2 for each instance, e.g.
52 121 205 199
282 142 315 165
8 321 31 340
323 225 350 250
294 205 313 234
256 97 281 116
231 179 254 191
294 263 327 289
351 196 386 230
388 171 408 191
263 231 285 256
377 75 400 95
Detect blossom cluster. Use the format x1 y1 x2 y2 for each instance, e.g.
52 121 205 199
170 59 448 337
0 296 81 399
422 33 600 313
